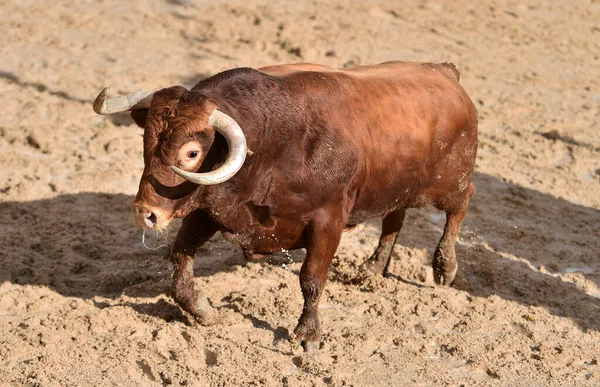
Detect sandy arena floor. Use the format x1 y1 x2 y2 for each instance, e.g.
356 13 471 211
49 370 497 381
1 0 599 385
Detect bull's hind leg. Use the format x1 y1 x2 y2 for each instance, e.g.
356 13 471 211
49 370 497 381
362 209 406 275
170 210 218 320
433 183 475 286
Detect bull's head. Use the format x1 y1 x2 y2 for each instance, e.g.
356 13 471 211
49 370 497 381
93 86 247 230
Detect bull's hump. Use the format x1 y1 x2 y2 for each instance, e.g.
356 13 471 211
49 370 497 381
439 62 460 82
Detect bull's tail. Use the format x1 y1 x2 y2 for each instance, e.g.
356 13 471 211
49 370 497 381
440 62 460 82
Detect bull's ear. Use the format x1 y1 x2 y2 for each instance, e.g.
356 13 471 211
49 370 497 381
130 109 149 128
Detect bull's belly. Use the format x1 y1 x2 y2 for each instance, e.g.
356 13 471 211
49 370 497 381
347 184 432 225
219 186 432 253
220 216 307 255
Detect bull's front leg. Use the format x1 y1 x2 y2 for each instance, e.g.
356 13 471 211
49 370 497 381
170 210 218 321
293 207 345 351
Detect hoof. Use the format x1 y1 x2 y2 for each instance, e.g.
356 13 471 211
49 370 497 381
172 289 214 323
193 291 213 319
360 259 386 276
362 244 393 276
292 316 321 352
302 340 320 351
433 264 457 286
290 332 321 352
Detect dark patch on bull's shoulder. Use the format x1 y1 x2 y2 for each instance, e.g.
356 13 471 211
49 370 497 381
246 201 274 227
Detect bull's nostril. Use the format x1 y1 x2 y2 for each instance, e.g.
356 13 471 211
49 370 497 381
138 206 161 229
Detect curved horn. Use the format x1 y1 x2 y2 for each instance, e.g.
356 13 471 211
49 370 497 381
93 86 154 115
170 109 248 185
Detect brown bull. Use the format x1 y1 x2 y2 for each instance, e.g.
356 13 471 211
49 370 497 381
93 61 478 350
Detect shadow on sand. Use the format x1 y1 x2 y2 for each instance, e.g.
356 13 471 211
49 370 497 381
1 172 598 332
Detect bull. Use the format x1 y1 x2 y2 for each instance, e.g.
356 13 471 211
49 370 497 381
93 61 477 350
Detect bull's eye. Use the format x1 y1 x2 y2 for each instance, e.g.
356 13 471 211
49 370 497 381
178 140 203 170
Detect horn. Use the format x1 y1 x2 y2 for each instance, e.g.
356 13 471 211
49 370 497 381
93 86 154 115
170 109 248 185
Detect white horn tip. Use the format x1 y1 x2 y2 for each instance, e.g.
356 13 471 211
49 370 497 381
93 86 110 114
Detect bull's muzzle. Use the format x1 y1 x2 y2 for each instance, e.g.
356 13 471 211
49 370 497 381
132 203 172 230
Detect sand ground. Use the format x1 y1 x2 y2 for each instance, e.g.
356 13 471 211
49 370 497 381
1 0 599 385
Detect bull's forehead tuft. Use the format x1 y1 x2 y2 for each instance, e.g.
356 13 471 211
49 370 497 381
146 89 211 136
